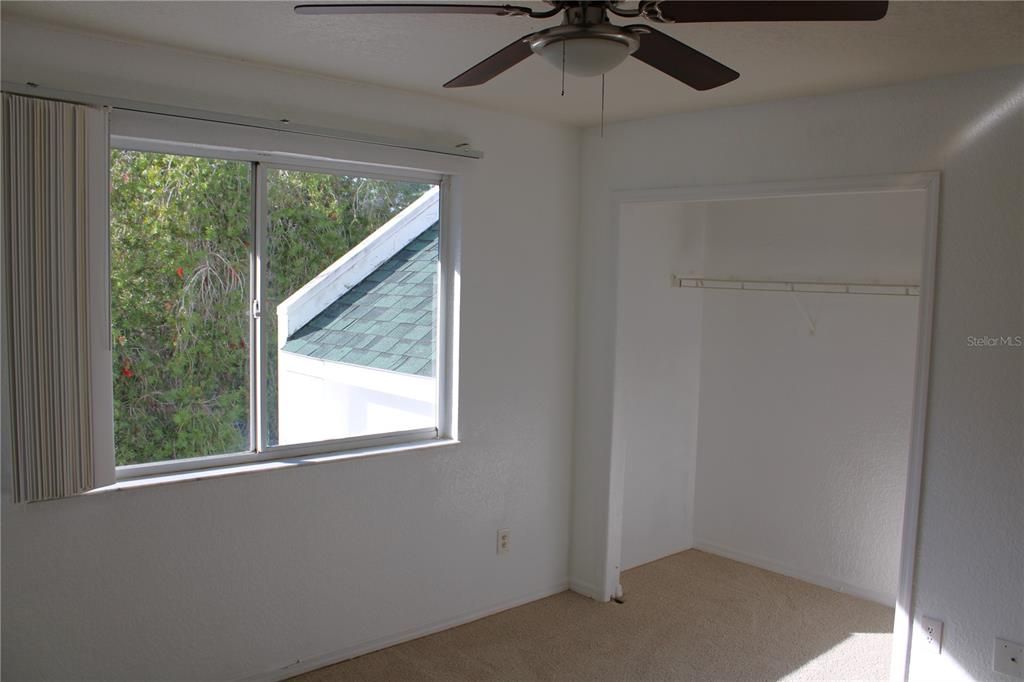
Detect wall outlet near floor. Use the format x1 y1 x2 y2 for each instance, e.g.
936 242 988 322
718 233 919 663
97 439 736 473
497 528 510 555
994 638 1023 679
919 616 943 654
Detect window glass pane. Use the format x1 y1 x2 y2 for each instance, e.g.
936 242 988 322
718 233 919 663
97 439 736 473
266 169 437 446
110 150 251 465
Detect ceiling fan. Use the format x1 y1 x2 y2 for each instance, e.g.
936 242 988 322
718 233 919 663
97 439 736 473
294 1 889 91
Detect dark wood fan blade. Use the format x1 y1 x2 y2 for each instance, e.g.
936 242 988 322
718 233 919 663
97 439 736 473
295 3 533 16
443 35 533 88
628 26 739 90
641 1 888 23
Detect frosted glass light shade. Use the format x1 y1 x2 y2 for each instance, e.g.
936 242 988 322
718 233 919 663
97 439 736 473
536 37 633 78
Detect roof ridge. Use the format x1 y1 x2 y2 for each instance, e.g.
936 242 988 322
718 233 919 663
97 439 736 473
281 222 439 377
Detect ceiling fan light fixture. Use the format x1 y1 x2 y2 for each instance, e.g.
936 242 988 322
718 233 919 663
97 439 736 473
296 1 890 90
529 25 640 78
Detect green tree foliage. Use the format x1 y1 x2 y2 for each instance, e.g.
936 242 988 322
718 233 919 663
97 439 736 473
110 150 428 465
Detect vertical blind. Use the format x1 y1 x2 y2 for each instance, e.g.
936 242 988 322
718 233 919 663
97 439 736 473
3 93 113 501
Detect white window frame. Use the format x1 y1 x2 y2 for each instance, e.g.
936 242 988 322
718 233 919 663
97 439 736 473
106 115 461 481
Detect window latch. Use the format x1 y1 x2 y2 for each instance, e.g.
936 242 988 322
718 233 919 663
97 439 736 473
251 299 261 319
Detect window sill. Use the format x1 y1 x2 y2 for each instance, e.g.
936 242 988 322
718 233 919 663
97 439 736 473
89 438 460 495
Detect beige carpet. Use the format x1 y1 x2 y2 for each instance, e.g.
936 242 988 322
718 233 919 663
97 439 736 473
292 550 894 681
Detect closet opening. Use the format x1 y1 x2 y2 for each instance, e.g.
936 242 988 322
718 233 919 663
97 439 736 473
608 175 937 680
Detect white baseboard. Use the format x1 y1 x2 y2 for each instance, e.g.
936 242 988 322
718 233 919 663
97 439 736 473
242 582 569 682
693 540 895 607
568 578 608 602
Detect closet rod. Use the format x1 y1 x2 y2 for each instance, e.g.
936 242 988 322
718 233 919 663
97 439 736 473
671 275 919 297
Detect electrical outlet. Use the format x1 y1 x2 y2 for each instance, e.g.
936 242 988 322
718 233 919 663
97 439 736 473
497 528 510 555
919 616 943 654
994 638 1023 679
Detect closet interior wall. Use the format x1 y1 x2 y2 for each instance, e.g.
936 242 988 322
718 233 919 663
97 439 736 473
615 190 927 604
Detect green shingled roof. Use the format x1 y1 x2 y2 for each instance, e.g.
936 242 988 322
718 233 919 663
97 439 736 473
282 223 438 377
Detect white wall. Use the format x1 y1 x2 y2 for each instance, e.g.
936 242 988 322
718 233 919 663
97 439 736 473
694 288 917 605
700 192 926 285
693 191 923 605
615 191 923 602
1 18 579 681
614 202 705 571
278 354 435 445
573 66 1024 681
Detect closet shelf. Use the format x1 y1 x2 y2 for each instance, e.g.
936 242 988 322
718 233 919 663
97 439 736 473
671 275 920 297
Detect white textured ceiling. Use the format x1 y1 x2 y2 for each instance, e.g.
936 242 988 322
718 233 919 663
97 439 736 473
3 1 1023 126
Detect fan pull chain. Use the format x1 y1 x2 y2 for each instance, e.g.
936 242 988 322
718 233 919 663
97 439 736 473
600 74 606 138
561 41 566 96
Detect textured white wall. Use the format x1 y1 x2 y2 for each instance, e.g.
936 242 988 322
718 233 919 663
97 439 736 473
614 192 923 602
614 202 705 571
693 191 923 605
694 291 918 605
1 19 579 681
700 193 926 285
574 66 1023 681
